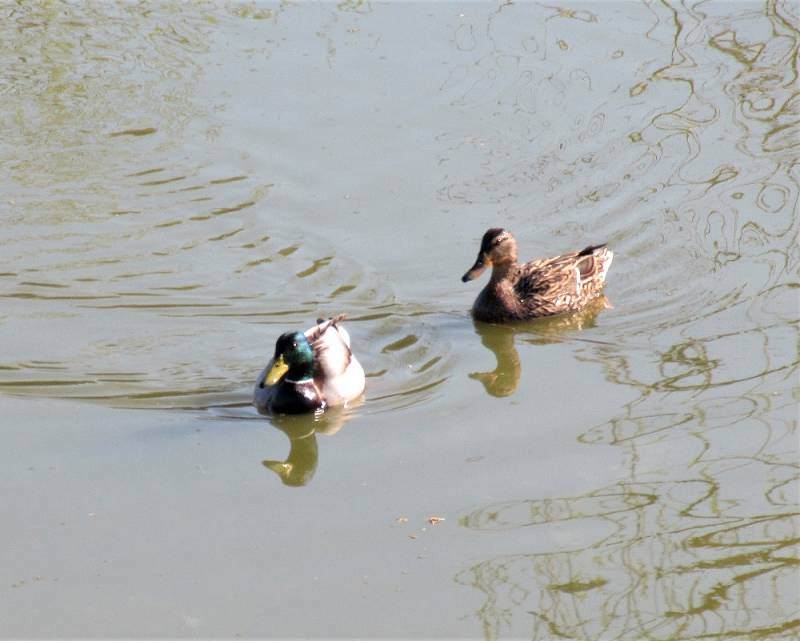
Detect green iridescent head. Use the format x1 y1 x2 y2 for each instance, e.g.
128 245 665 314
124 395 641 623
266 331 314 384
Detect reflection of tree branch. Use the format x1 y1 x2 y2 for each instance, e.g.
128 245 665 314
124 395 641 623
459 314 797 638
454 0 798 637
458 489 797 639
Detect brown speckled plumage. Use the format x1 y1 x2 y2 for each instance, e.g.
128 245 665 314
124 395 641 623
462 229 613 322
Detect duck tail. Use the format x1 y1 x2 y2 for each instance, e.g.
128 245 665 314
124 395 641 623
315 313 346 331
578 243 608 256
307 313 348 343
576 244 613 283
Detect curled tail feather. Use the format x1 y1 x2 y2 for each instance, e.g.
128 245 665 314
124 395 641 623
307 314 347 342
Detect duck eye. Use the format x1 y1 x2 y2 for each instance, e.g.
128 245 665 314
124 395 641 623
292 341 297 348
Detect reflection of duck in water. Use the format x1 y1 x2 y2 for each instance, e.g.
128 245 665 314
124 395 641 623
262 407 354 487
469 323 521 397
462 228 613 322
469 297 611 397
253 315 365 414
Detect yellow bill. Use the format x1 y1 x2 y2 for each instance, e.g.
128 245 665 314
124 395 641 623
265 354 289 385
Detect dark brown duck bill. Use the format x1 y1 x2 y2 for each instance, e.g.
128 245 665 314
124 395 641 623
462 255 489 282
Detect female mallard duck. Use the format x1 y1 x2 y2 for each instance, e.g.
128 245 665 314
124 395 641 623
462 228 613 322
253 315 365 414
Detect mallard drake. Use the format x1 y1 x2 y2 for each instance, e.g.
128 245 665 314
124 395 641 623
462 228 613 322
253 314 365 414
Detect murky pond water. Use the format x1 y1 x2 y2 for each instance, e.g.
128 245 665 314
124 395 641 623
2 1 798 638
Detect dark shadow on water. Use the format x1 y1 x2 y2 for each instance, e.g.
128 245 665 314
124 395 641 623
260 406 356 487
469 297 610 397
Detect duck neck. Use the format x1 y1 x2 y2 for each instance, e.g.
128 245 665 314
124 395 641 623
286 360 314 383
489 259 517 284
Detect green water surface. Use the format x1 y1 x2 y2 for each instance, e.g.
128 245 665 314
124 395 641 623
1 1 797 638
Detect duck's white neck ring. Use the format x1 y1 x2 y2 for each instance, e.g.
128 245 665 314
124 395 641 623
284 377 313 384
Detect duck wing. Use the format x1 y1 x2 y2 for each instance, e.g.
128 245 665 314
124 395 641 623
305 315 352 379
515 252 583 295
514 244 611 314
574 243 613 288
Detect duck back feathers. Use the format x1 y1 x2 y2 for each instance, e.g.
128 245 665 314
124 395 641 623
464 230 613 322
306 315 364 407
